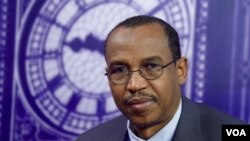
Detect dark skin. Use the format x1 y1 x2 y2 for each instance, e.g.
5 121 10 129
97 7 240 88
105 23 188 139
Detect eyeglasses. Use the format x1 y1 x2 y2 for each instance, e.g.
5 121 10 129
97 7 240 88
105 60 176 85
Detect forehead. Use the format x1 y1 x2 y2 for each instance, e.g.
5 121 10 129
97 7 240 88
105 23 172 65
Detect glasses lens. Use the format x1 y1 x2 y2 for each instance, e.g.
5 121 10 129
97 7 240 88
108 65 128 84
140 63 163 79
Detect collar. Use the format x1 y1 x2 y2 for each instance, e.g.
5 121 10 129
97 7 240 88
127 98 182 141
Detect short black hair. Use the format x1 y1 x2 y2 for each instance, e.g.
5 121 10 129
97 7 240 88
105 15 181 61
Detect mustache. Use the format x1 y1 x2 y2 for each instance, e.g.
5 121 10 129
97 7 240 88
123 92 158 105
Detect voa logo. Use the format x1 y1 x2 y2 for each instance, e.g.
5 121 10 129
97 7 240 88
226 129 246 136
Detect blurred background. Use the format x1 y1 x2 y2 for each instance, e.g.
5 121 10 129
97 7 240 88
0 0 249 140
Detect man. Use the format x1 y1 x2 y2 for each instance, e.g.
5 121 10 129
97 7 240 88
77 15 244 141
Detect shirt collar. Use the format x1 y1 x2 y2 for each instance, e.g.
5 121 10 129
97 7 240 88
127 98 182 141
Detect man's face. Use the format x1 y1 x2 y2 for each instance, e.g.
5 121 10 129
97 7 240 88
105 23 187 130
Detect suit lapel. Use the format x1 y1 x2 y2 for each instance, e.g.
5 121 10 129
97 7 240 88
106 130 128 141
105 115 129 141
172 96 202 141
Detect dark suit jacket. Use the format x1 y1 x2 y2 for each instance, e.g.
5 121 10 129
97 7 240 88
76 96 245 141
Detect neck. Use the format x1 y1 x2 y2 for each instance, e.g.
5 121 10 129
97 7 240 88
131 119 169 139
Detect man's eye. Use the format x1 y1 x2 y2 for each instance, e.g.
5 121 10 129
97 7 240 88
109 66 127 74
143 63 161 70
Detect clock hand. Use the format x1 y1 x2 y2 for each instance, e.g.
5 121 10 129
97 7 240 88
66 34 104 55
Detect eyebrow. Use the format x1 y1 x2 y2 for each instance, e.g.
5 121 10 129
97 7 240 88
142 56 164 63
108 61 128 68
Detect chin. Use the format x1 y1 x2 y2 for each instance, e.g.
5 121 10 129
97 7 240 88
128 115 158 129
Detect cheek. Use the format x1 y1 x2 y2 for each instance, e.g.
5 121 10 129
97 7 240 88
109 85 129 115
110 85 124 104
152 74 178 105
153 76 171 94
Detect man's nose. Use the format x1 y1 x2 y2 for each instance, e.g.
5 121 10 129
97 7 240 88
126 71 149 92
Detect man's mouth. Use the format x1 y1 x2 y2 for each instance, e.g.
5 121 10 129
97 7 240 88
126 97 155 112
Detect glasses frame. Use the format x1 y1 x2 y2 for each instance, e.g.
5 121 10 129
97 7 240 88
105 59 178 85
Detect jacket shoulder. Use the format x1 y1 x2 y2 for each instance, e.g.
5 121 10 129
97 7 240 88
197 102 245 124
196 102 245 140
174 96 246 141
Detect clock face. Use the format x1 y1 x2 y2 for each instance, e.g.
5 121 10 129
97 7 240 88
18 0 192 137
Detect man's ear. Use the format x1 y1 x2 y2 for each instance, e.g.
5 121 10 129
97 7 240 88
176 57 188 85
